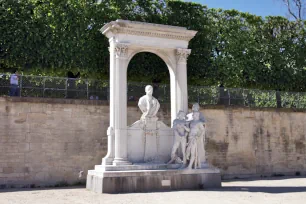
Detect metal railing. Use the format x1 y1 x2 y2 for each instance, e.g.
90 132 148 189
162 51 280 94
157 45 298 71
188 86 306 109
0 74 109 100
1 73 306 109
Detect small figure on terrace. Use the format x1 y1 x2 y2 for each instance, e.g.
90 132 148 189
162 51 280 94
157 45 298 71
167 111 190 165
186 112 205 169
138 85 160 119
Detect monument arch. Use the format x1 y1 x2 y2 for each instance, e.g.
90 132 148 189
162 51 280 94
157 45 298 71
87 20 221 193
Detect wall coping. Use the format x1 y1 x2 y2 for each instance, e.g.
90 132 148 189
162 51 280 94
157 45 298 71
200 104 306 113
0 96 108 106
1 96 305 113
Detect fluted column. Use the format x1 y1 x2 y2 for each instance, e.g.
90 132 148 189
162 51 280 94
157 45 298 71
174 48 190 119
102 38 116 165
102 41 131 166
112 43 131 166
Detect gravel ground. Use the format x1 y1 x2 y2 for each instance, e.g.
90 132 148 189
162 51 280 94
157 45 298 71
1 177 306 204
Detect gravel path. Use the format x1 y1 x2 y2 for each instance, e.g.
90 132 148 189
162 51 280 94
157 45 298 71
1 177 306 204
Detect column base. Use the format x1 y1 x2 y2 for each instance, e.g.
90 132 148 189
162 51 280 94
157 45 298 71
112 158 132 166
102 157 114 166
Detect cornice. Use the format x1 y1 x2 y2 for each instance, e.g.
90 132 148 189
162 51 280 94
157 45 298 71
101 20 197 41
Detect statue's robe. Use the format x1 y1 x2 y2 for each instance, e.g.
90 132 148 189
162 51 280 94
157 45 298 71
186 121 206 168
138 95 160 119
186 111 206 167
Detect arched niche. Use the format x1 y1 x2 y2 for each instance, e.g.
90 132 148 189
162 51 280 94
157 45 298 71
127 51 170 119
127 50 171 83
101 20 197 166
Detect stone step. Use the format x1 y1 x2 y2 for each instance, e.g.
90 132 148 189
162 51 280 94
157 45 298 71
94 163 182 171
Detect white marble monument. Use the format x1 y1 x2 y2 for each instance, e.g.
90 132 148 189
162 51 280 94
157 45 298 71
86 20 221 193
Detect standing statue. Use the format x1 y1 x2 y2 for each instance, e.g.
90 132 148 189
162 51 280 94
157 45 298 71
186 112 206 169
138 85 160 119
167 111 190 165
186 102 207 168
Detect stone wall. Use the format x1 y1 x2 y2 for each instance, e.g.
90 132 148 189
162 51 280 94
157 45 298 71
203 106 306 179
0 97 305 187
0 97 171 187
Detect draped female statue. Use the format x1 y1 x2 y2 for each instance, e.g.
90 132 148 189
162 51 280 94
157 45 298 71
186 111 206 169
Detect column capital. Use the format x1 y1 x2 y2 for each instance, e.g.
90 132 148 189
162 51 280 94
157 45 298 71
114 43 129 58
176 48 191 64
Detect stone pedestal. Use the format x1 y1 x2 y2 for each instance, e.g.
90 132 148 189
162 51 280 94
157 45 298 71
86 166 221 193
127 119 174 164
143 117 159 162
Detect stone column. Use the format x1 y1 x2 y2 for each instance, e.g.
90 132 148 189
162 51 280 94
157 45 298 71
102 38 116 165
112 43 131 166
175 48 191 117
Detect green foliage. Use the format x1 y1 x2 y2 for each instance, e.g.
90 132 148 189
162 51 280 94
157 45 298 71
0 0 306 92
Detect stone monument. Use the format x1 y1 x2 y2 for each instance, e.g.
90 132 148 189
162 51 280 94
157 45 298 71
86 20 221 193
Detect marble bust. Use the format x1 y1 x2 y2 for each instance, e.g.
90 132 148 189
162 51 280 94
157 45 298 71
138 85 160 120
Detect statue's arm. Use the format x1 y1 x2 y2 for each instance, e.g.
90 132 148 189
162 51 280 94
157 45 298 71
138 98 146 113
184 125 190 132
172 120 178 129
153 99 160 116
173 120 180 134
200 113 206 123
199 123 205 138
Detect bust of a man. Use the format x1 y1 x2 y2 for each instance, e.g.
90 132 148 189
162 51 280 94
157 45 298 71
138 85 160 119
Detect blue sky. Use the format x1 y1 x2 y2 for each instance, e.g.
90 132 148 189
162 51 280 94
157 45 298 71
187 0 289 18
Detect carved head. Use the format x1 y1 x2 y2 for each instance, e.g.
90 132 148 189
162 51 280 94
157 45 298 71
192 111 200 120
177 110 186 120
192 103 200 112
145 85 153 95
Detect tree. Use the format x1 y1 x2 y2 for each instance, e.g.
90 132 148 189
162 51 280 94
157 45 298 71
279 0 305 20
0 0 305 96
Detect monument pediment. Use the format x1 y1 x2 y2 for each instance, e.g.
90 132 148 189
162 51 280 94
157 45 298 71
101 19 197 41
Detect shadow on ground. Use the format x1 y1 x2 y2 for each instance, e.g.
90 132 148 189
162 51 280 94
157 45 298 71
1 176 306 194
207 186 306 194
0 186 85 194
222 176 306 182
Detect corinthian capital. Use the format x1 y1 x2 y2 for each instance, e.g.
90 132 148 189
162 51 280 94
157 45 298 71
114 43 128 58
176 48 191 64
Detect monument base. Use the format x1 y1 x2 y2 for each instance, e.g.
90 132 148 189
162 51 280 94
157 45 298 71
86 166 221 193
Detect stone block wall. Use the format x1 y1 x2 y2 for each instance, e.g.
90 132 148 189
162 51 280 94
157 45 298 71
0 97 171 187
203 106 306 179
0 96 306 187
0 97 107 187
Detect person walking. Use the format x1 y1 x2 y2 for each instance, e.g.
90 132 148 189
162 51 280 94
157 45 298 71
9 70 19 97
